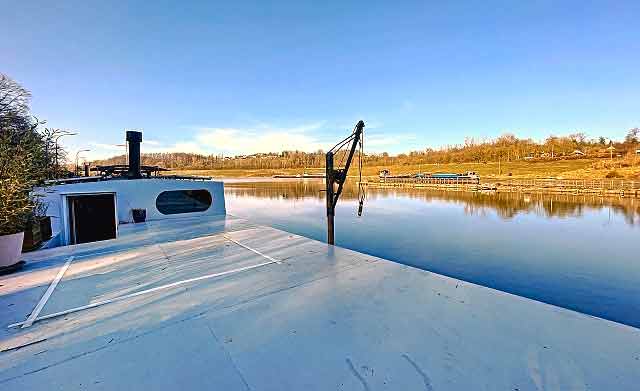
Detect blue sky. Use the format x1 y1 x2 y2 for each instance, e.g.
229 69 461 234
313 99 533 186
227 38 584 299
2 1 639 160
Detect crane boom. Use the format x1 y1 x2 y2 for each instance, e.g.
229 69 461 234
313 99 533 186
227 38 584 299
325 120 365 245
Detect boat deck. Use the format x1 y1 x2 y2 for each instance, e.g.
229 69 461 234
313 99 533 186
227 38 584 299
1 215 638 390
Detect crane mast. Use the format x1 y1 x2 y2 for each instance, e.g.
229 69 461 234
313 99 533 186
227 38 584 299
325 120 365 245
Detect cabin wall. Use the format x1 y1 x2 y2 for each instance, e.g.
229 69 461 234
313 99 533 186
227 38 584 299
34 179 225 246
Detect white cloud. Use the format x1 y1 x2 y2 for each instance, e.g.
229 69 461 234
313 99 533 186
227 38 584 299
161 142 207 155
81 138 207 161
194 122 328 155
74 143 125 161
76 120 418 161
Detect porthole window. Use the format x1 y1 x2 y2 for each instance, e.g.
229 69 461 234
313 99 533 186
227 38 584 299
156 189 212 215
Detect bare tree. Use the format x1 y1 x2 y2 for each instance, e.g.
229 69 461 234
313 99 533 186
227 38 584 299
0 74 31 118
625 128 639 145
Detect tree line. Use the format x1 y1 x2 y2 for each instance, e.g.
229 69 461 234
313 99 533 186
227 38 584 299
93 129 640 170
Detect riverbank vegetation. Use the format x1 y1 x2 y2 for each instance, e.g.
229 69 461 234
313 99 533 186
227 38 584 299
94 130 640 179
171 157 640 180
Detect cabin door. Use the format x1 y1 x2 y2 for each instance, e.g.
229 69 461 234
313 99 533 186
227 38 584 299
67 194 117 245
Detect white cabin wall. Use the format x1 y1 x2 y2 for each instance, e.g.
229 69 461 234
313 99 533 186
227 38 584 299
34 179 225 246
105 179 225 223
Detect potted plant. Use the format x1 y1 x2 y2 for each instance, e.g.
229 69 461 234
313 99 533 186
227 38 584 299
0 177 32 269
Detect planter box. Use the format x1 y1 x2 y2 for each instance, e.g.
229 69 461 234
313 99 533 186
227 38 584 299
0 232 24 268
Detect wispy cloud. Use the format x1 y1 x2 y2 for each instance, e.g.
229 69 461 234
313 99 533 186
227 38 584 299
194 122 328 155
88 142 125 151
78 120 418 161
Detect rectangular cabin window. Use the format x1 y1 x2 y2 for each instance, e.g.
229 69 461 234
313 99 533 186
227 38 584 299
68 194 117 245
156 189 212 215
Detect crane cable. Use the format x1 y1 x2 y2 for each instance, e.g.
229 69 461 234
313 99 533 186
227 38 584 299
328 122 366 217
357 129 366 217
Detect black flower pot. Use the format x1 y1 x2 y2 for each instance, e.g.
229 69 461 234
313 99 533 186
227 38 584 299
132 209 147 223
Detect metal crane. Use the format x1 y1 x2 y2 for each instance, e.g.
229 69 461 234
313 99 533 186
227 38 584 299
325 120 365 245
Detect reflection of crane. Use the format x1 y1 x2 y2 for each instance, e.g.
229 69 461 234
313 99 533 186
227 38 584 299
325 120 365 245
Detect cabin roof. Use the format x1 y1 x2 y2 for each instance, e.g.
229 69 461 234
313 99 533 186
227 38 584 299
1 215 638 389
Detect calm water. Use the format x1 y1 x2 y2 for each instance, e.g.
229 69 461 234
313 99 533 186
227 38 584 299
224 179 640 328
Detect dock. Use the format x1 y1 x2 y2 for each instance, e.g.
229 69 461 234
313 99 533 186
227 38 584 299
368 177 640 197
1 215 639 390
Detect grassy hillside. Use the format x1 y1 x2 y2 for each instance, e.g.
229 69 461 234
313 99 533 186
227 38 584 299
169 157 640 180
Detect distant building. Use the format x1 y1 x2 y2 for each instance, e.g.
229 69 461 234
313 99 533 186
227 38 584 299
572 150 585 156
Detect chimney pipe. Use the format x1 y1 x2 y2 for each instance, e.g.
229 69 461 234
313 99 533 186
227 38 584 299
126 131 142 179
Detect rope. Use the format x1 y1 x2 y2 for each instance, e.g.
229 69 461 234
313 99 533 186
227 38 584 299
328 122 367 217
357 131 366 216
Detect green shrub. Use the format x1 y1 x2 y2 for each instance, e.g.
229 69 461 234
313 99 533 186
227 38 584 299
0 75 53 236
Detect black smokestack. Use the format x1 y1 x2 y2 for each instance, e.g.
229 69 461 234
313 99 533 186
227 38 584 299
126 130 142 179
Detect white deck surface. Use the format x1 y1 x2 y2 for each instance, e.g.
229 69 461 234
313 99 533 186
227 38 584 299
1 215 639 390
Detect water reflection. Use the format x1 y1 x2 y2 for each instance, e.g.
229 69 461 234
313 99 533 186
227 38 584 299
226 180 640 225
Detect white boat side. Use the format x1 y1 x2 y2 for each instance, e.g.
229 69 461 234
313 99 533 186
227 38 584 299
34 178 225 247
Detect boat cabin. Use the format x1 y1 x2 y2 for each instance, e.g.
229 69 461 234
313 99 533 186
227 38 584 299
35 131 225 248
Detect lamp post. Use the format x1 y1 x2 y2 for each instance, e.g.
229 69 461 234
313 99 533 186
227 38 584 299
607 145 615 161
75 149 90 176
53 131 77 177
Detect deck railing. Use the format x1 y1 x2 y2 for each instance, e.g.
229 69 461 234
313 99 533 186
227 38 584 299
491 178 640 190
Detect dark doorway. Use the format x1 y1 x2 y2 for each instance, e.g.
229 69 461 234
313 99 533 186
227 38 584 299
68 194 116 245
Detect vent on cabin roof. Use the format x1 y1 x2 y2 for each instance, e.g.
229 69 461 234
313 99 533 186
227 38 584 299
92 131 170 178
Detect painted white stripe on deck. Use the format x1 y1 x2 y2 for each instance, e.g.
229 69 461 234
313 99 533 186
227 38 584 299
224 235 283 264
20 256 74 328
8 249 281 328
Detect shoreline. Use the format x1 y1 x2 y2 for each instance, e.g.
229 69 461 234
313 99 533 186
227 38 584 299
167 167 640 198
218 175 640 198
364 178 640 198
168 158 640 181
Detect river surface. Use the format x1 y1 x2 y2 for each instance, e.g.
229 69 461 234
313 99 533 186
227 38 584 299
223 179 640 328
